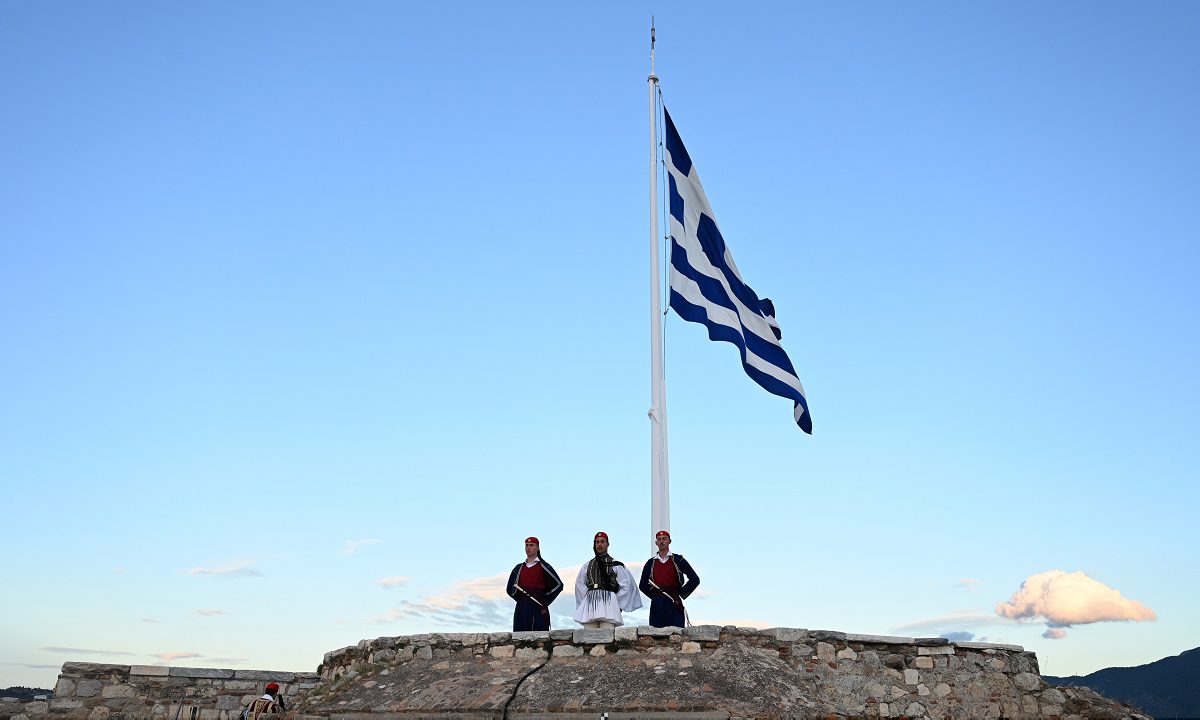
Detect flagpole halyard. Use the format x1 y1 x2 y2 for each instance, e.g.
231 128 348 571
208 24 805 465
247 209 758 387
648 18 670 545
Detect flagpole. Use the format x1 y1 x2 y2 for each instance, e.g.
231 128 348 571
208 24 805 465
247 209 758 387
647 19 670 542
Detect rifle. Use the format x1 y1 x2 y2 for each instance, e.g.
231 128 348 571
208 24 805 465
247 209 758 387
646 577 692 627
514 581 550 622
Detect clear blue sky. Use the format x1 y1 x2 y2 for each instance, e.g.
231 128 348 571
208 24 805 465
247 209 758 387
2 1 1198 688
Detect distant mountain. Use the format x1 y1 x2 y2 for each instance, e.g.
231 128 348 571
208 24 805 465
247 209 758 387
1044 646 1199 719
0 687 53 701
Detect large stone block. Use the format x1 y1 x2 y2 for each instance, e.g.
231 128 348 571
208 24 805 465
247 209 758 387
457 633 489 646
24 701 49 714
101 685 136 699
510 631 550 642
552 645 584 657
548 629 573 640
917 645 956 655
129 666 170 677
637 626 680 638
955 641 1024 652
50 699 84 711
683 625 720 642
54 679 77 697
215 696 242 711
62 663 129 675
169 668 233 679
614 626 638 641
572 628 614 644
514 647 548 660
844 633 915 645
761 627 807 642
232 670 293 682
76 680 103 698
1013 672 1040 691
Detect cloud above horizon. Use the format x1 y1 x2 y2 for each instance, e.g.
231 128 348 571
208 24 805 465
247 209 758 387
893 610 1007 635
195 609 226 617
374 566 582 629
183 560 262 578
1043 628 1068 639
954 578 983 593
995 570 1156 639
340 539 381 556
376 576 412 589
41 647 136 657
153 651 202 662
938 631 977 642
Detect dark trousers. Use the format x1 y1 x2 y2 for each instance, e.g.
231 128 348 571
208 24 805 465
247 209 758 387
512 597 549 631
648 595 686 628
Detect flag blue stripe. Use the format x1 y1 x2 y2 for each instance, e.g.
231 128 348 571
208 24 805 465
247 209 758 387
664 103 811 433
670 239 799 375
669 287 811 418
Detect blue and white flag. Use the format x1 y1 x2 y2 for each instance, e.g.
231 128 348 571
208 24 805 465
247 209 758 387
664 107 812 433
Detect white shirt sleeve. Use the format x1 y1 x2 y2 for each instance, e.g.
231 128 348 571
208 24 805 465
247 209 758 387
574 562 588 607
615 564 643 612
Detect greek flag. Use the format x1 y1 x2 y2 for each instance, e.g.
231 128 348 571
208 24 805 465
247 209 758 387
664 107 812 433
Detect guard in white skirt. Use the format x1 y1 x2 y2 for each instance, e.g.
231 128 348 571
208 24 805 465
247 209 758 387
573 531 642 628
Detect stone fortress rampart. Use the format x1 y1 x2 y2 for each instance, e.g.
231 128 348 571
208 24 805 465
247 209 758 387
1 626 1148 719
0 663 317 720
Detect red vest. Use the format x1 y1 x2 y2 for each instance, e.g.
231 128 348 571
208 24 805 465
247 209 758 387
517 562 546 593
652 557 680 590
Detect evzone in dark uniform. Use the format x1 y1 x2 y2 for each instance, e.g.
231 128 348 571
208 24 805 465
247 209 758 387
506 536 564 631
639 530 700 628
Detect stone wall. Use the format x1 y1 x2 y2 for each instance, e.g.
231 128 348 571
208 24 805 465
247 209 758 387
304 626 1148 719
0 663 319 720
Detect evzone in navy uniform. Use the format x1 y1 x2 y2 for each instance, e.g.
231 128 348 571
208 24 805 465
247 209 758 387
506 536 564 631
639 530 700 628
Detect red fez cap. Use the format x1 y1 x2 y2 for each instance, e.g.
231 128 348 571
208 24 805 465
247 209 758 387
594 531 608 540
265 682 280 692
525 536 539 545
656 530 671 539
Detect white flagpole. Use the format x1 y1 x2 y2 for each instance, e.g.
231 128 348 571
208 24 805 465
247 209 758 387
647 19 670 542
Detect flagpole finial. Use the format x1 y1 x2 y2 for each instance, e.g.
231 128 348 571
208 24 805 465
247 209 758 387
649 17 658 81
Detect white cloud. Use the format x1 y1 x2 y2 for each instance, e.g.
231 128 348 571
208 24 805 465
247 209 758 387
1043 628 1068 639
340 539 381 555
41 647 136 656
183 560 262 578
374 566 582 629
195 609 227 617
153 651 202 662
376 576 412 589
893 610 1011 635
954 578 983 593
939 631 977 642
995 570 1156 629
